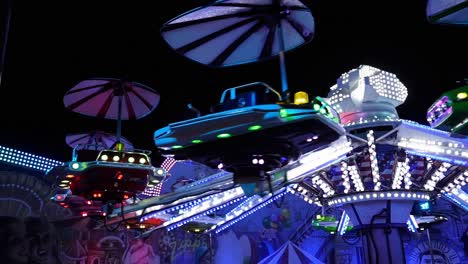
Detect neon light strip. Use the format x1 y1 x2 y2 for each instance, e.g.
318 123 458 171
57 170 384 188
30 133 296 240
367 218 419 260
161 157 177 171
392 159 411 190
341 162 351 194
140 186 243 221
367 130 381 191
407 215 418 233
442 171 467 193
337 211 350 236
214 188 288 234
328 191 431 206
424 162 452 191
0 145 63 171
289 185 322 206
165 196 246 231
286 138 352 181
443 188 468 211
151 187 245 230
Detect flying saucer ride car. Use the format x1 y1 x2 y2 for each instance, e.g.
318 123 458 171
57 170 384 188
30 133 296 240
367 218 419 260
46 143 167 206
154 82 347 195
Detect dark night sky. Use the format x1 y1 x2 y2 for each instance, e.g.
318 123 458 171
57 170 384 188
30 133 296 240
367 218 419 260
0 0 467 162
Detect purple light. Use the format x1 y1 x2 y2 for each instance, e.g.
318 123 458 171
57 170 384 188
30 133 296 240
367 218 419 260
427 96 453 127
161 157 177 171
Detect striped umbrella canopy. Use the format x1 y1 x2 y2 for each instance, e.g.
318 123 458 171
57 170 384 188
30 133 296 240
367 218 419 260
258 241 323 264
65 130 134 151
427 0 468 25
64 78 160 142
161 0 315 99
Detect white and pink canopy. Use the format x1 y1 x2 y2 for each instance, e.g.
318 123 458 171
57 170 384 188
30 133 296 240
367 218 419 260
64 78 160 143
258 241 323 264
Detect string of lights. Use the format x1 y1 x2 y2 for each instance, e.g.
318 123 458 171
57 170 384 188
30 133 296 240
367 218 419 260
0 145 63 172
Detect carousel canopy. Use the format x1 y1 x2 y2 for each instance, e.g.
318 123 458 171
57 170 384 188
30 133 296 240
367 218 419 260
426 0 468 25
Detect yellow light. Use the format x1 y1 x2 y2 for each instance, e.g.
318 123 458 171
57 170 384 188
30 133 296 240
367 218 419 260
139 158 146 164
58 184 69 189
294 91 309 105
156 168 164 175
101 154 108 161
71 163 80 169
457 92 467 100
113 155 120 162
128 157 135 163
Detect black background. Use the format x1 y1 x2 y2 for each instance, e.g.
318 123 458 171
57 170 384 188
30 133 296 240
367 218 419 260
0 0 466 161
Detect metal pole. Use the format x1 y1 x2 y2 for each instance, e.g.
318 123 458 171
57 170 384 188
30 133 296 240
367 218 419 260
279 51 289 101
116 95 122 143
276 0 289 101
209 232 214 264
0 0 12 88
426 228 435 264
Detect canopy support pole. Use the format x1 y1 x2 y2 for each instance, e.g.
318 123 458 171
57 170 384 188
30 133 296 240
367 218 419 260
276 0 289 102
116 95 122 143
279 51 289 101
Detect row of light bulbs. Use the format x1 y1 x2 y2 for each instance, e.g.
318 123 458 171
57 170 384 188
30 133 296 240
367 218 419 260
100 154 147 164
214 189 288 234
0 145 63 171
327 191 431 206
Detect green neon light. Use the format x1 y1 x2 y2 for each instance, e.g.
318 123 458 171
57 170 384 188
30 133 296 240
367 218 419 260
280 109 288 118
217 133 232 139
115 142 124 151
191 139 203 144
172 145 183 149
248 125 262 131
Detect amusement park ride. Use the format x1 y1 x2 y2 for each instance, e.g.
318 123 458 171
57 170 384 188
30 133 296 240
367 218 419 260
46 77 166 219
0 0 465 263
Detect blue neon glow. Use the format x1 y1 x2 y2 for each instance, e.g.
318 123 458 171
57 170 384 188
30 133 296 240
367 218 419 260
0 145 64 172
165 196 246 231
337 211 350 236
214 188 288 234
407 215 418 233
443 191 468 211
419 201 431 211
406 151 468 167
